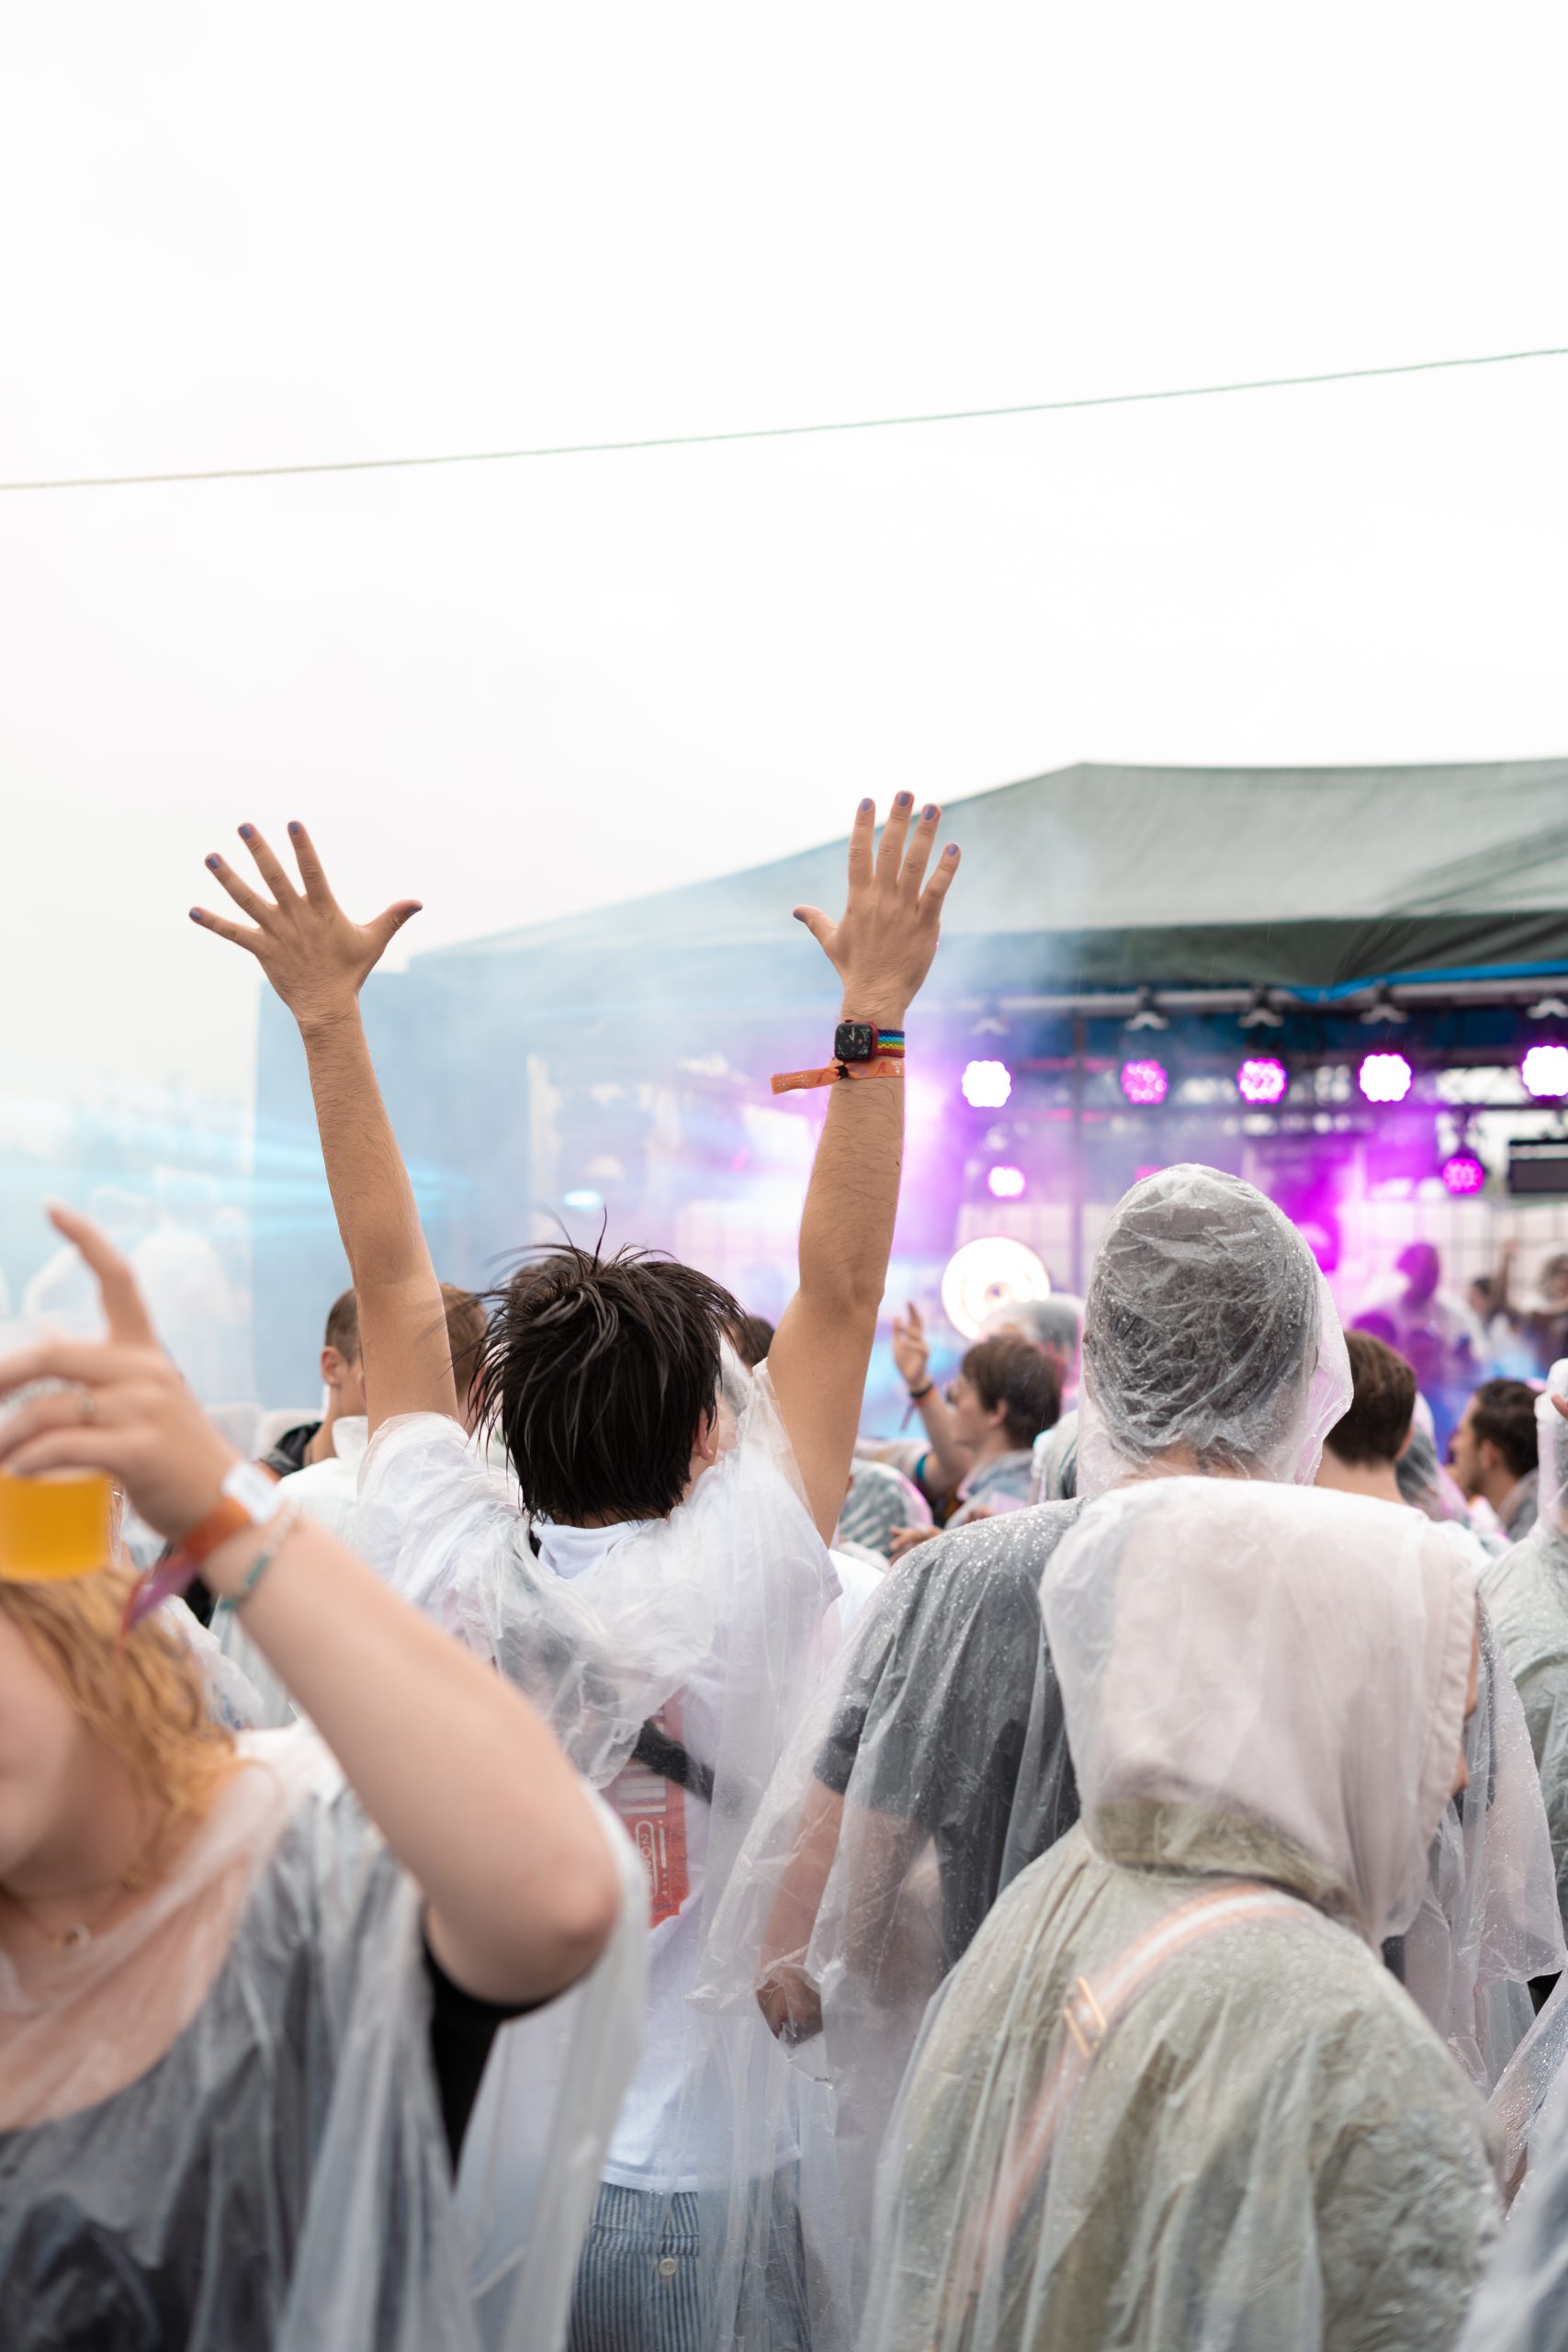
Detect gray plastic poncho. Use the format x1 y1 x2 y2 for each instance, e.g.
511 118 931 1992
695 1166 1355 2339
0 1727 645 2352
354 1358 843 2351
860 1478 1497 2352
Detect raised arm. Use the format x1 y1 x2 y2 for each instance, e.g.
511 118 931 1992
768 796 960 1542
0 1207 620 2007
892 1302 973 1494
192 822 457 1432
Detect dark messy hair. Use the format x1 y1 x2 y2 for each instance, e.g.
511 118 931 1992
1325 1329 1416 1465
960 1335 1062 1449
1470 1377 1540 1484
472 1243 746 1523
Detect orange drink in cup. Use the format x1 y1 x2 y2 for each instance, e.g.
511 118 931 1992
0 1366 116 1582
0 1469 115 1580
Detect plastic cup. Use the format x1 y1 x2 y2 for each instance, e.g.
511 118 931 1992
0 1467 116 1581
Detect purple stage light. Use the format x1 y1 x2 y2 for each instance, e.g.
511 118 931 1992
962 1057 1012 1109
1358 1050 1413 1104
1120 1057 1169 1107
1522 1043 1568 1101
1440 1150 1487 1196
987 1163 1026 1199
1235 1055 1289 1106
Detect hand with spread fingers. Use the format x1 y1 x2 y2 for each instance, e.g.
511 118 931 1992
0 1205 238 1542
190 820 422 1031
793 795 960 1027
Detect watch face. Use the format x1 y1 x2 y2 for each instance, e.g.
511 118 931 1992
835 1022 875 1063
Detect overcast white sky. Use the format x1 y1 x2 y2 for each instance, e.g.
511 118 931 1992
3 0 1565 1115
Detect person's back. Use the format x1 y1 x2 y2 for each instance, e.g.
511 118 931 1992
1483 1364 1568 1932
861 1478 1497 2352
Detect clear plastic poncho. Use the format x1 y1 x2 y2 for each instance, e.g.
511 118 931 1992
860 1477 1498 2352
695 1164 1355 2340
353 1358 844 2351
0 1726 645 2352
1077 1164 1351 1498
1480 1362 1568 1938
1463 2030 1568 2347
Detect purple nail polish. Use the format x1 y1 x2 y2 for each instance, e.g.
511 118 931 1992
188 908 203 922
205 854 220 869
239 823 254 839
858 797 874 815
922 803 938 820
944 842 959 859
896 791 913 808
288 820 302 836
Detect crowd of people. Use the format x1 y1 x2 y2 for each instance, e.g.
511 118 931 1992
4 798 1568 2350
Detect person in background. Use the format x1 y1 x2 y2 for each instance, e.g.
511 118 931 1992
1315 1329 1416 1505
724 1314 776 1373
1450 1380 1541 1545
1359 1241 1486 1453
984 1294 1083 1408
1494 1243 1568 1379
887 1337 1060 1558
858 1479 1495 2352
261 1289 367 1476
837 1456 931 1566
1482 1367 1568 1936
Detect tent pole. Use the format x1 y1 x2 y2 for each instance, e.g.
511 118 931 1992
1070 1013 1086 1295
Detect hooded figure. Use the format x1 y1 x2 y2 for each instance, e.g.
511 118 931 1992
696 1167 1354 2335
860 1478 1496 2352
1482 1363 1568 1930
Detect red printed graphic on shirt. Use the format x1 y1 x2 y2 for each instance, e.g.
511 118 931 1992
609 1697 692 1928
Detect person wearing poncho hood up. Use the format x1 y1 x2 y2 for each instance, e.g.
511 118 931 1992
860 1475 1497 2352
191 799 962 2352
0 1206 639 2352
709 1165 1557 2335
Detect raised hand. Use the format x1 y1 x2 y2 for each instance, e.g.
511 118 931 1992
892 1302 930 1392
190 820 422 1030
793 795 960 1026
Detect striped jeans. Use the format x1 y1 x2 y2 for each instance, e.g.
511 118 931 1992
568 2176 812 2352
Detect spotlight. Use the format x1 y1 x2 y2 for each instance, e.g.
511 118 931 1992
962 1058 1012 1110
1358 1051 1413 1105
1522 1043 1568 1101
987 1164 1026 1200
940 1236 1051 1340
1235 1056 1288 1106
1119 1057 1169 1106
1440 1150 1487 1196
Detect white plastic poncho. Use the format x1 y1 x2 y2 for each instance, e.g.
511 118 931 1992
354 1358 843 2350
1482 1363 1568 1933
1461 2056 1568 2348
860 1477 1498 2352
694 1164 1355 2337
0 1726 644 2352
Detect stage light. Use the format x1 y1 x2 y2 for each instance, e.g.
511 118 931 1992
1119 1057 1169 1106
962 1058 1012 1109
987 1164 1026 1199
1235 1055 1288 1106
1440 1150 1487 1196
561 1188 604 1213
941 1236 1051 1340
1358 1051 1413 1104
1522 1042 1568 1101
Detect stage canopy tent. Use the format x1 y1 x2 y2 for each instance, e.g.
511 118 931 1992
428 759 1568 1008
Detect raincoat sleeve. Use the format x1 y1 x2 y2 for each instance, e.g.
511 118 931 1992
1461 2058 1568 2348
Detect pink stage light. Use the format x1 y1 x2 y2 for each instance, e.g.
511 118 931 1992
1235 1055 1289 1106
1440 1150 1487 1196
987 1163 1026 1199
962 1058 1012 1109
1120 1057 1169 1107
1522 1043 1568 1101
1358 1050 1413 1104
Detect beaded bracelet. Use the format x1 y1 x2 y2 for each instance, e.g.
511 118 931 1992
214 1504 302 1614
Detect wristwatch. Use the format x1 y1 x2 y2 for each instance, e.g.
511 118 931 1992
772 1024 906 1095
